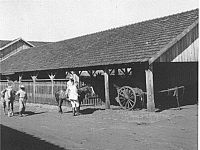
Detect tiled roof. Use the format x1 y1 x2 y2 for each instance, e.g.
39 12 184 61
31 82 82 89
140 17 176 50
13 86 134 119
28 41 51 47
0 9 198 74
0 40 11 48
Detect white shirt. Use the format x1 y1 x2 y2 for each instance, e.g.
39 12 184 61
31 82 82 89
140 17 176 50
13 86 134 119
4 87 12 101
67 80 72 88
68 84 78 100
16 89 27 99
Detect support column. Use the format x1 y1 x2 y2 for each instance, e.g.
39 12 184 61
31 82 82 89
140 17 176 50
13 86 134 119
31 76 37 103
49 74 55 98
104 68 110 109
18 75 22 87
145 65 155 112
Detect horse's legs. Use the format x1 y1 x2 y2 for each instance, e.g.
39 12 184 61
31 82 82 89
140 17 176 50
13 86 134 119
56 98 61 113
78 98 82 113
76 102 80 116
58 99 63 113
7 101 11 117
3 101 6 115
56 98 60 112
71 100 76 116
10 101 14 116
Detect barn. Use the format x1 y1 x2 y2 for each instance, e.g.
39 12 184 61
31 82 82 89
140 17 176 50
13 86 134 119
0 9 198 111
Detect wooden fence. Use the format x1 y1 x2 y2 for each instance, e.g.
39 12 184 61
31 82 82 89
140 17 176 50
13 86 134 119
0 80 103 106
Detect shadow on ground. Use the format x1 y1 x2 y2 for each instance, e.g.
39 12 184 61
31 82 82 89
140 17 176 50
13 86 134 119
64 108 105 115
1 124 67 150
13 111 46 116
80 108 105 115
155 104 196 112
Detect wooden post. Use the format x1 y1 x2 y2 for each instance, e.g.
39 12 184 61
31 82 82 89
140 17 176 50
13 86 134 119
31 76 37 103
145 65 155 112
18 75 22 87
104 68 110 109
49 74 55 98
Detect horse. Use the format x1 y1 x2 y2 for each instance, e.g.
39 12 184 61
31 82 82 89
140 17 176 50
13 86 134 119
55 85 95 114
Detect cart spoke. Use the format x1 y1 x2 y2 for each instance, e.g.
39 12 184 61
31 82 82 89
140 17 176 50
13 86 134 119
122 100 127 107
119 97 127 106
129 99 135 106
125 100 129 108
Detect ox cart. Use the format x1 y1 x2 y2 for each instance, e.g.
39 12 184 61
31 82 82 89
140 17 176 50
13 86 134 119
114 84 185 110
114 84 146 110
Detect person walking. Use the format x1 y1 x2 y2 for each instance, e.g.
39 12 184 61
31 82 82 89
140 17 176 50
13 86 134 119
66 78 79 116
16 85 27 117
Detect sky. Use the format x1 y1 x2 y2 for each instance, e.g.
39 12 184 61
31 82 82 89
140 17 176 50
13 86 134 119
0 0 198 42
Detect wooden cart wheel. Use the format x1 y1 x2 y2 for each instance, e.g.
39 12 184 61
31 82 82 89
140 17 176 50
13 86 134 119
117 86 137 110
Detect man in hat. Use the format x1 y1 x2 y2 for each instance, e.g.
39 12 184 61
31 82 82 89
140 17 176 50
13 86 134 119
16 85 27 117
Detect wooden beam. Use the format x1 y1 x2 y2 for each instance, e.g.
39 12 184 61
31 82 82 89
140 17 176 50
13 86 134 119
145 65 155 112
120 68 126 75
104 68 110 109
48 74 55 98
87 70 96 77
87 70 93 77
77 71 82 76
18 75 22 83
120 68 131 76
109 69 114 75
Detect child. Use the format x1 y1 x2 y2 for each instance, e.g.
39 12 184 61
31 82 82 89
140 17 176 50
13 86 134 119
16 85 27 117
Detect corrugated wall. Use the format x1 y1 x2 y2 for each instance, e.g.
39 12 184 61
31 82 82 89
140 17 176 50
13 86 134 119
158 24 198 62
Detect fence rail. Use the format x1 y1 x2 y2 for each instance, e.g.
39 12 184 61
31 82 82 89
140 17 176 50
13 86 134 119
0 80 103 106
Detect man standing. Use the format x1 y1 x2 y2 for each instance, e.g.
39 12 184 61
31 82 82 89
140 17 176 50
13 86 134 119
16 85 27 117
66 78 79 116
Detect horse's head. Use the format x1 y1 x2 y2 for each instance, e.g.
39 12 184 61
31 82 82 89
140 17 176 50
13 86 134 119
89 86 95 96
55 89 67 100
78 85 95 96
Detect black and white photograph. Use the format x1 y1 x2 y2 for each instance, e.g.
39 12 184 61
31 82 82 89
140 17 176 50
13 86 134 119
0 0 198 150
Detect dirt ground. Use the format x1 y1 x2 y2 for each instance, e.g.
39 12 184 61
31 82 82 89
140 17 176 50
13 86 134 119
0 102 198 150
